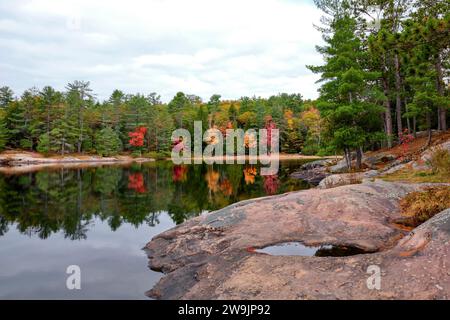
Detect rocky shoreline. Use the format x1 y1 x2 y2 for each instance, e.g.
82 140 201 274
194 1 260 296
145 180 450 299
289 138 450 189
144 135 450 300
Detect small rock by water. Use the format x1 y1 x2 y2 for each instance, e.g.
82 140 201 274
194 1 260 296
290 167 329 186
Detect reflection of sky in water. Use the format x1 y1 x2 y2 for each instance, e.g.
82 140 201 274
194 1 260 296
255 242 319 256
0 213 175 299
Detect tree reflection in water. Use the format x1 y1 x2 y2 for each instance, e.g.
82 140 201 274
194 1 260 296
0 161 311 240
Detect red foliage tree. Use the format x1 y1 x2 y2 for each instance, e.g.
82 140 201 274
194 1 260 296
399 128 414 157
129 127 148 147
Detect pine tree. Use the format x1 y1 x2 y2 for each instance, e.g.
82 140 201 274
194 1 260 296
147 105 174 152
95 127 122 156
36 133 51 154
65 81 94 153
46 105 79 155
402 9 449 144
308 15 384 169
5 100 28 149
0 86 14 108
125 94 148 131
412 0 450 132
255 99 266 129
39 86 61 136
168 92 191 127
0 112 8 151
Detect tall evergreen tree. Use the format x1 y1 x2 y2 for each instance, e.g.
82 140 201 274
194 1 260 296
0 111 8 151
95 127 122 156
168 92 191 127
308 15 384 169
66 81 94 153
0 86 14 108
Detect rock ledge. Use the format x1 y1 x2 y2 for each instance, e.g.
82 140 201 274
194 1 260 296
146 181 450 299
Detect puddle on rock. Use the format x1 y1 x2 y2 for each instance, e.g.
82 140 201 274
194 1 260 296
254 242 373 257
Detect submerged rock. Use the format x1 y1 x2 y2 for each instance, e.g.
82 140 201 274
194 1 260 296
145 181 449 299
291 158 337 186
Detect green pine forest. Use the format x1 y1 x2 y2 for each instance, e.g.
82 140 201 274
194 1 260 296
0 0 448 166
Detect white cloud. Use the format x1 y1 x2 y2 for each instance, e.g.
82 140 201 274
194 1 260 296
0 0 323 101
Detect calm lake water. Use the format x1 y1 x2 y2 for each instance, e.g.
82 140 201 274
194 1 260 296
0 160 311 299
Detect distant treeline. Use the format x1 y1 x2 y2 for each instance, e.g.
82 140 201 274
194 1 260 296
0 83 324 156
0 2 448 161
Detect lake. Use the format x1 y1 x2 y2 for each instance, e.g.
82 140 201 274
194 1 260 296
0 160 312 299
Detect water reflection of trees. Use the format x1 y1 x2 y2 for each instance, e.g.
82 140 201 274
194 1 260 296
0 162 309 239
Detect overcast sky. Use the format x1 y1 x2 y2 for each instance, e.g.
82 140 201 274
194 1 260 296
0 0 324 102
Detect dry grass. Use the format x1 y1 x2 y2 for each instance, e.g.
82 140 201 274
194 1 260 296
399 186 450 225
365 131 450 160
428 146 450 175
381 146 450 183
382 169 449 183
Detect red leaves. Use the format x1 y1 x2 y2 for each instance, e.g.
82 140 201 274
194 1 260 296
128 127 147 147
246 246 257 253
399 128 415 158
128 172 146 193
172 165 188 182
263 175 279 195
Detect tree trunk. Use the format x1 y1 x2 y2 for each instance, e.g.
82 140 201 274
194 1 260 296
47 106 50 136
394 54 403 138
435 56 447 131
356 147 363 171
344 148 351 171
78 114 83 153
426 112 432 147
382 75 393 148
438 107 442 132
404 94 411 133
155 127 158 152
